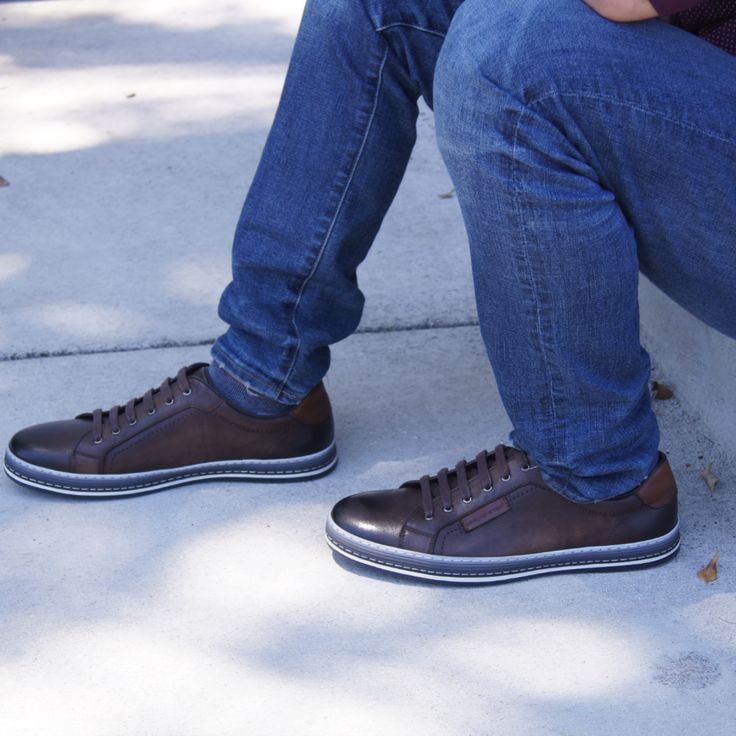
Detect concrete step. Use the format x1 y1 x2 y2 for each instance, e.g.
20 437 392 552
641 281 736 458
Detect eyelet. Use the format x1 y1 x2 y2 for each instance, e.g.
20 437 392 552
501 473 511 482
182 388 192 396
443 505 454 513
424 512 434 521
147 408 156 415
462 496 472 504
111 429 121 435
483 483 492 493
93 437 102 444
165 398 174 406
128 419 137 426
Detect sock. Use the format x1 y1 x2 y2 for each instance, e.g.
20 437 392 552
207 362 296 417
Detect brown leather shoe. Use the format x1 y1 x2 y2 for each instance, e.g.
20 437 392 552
327 444 679 583
5 364 336 496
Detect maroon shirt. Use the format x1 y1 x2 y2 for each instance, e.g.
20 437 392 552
651 0 736 53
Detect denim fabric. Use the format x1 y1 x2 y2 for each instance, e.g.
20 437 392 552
213 0 736 500
213 0 463 405
434 0 736 500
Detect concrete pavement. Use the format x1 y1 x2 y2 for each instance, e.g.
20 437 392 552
0 0 474 359
1 330 735 735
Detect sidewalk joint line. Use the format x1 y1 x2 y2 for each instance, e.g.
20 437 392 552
0 320 480 364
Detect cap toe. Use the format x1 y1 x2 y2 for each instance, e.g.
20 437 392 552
8 419 91 472
330 486 421 547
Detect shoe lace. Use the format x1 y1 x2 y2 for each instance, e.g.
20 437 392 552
417 444 531 521
89 367 193 444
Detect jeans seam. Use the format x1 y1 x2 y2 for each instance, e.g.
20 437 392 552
528 90 736 149
374 21 446 39
277 44 390 396
510 108 562 467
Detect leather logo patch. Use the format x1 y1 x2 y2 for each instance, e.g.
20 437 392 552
461 497 511 532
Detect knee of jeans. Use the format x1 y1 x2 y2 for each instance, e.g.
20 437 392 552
434 0 601 137
306 0 413 31
304 0 374 31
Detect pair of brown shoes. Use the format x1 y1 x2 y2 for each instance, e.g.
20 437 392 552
4 365 679 583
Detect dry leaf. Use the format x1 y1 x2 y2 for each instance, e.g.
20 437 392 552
697 551 720 583
701 462 719 492
651 381 674 400
0 175 9 188
438 188 455 199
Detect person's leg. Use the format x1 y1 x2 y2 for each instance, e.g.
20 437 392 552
4 0 467 495
326 0 734 581
433 0 736 501
212 0 464 408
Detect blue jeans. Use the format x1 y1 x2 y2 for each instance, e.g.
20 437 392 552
212 0 736 501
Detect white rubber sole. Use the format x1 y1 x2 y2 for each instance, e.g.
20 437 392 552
326 515 680 583
4 442 337 497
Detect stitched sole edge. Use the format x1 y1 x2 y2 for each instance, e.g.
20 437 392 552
325 515 680 583
3 442 337 496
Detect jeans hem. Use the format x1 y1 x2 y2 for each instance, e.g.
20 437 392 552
210 340 310 404
540 451 661 504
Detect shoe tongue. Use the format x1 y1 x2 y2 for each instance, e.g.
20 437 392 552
186 363 210 382
504 445 526 462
